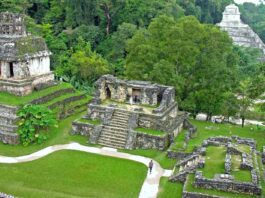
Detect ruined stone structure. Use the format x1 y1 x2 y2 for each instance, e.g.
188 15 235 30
170 136 262 197
72 75 186 149
0 12 54 96
217 4 265 56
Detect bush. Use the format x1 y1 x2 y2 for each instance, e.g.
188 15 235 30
17 105 57 146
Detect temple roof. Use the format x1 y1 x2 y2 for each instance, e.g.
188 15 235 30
0 12 51 61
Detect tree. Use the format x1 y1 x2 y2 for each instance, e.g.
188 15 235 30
65 0 97 28
126 15 237 118
237 80 253 127
70 37 110 84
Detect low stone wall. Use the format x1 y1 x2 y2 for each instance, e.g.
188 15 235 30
71 121 96 137
182 191 223 198
233 136 256 149
194 171 261 195
134 132 170 151
225 153 231 174
167 150 193 160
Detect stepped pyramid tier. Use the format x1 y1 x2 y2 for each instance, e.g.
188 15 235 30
0 12 54 96
217 4 265 56
72 75 187 149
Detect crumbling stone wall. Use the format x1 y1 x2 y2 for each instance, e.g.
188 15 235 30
71 121 96 137
194 171 261 195
134 133 170 151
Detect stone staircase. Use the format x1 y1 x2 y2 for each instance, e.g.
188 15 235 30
0 104 20 144
98 109 130 149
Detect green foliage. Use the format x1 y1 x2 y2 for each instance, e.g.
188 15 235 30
69 38 110 84
17 105 57 146
239 3 265 42
126 15 237 117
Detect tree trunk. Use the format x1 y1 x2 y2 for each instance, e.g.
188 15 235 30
241 116 245 128
103 4 111 35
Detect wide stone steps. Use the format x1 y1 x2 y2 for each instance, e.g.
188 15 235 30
103 125 127 130
100 130 127 139
97 109 130 149
97 141 126 149
99 135 127 143
111 117 129 123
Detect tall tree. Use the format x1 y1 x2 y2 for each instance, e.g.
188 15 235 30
126 15 237 118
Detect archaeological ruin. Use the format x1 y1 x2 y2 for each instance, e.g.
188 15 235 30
0 12 54 96
72 75 187 149
217 4 265 56
169 136 262 198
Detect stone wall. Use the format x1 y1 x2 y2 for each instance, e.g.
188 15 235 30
194 171 261 195
134 133 170 151
0 72 54 96
0 104 19 144
71 121 96 137
182 191 223 198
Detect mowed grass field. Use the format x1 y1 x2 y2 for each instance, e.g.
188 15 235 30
0 150 147 198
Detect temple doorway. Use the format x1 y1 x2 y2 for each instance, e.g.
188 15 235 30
9 62 14 78
106 86 111 99
132 88 141 104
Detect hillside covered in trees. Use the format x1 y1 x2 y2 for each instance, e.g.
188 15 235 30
1 0 264 123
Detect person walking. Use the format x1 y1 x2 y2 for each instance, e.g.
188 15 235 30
149 160 153 174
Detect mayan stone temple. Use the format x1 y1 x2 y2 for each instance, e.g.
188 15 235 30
72 75 187 149
0 12 54 96
217 4 265 56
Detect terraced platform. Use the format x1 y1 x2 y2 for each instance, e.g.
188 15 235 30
0 82 92 144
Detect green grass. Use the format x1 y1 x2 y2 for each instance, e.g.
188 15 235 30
170 130 187 151
231 155 252 182
0 82 73 106
43 92 84 107
200 146 226 178
0 150 147 198
122 149 176 169
157 177 183 198
135 128 165 136
78 118 101 125
0 111 88 157
185 174 258 198
184 120 265 152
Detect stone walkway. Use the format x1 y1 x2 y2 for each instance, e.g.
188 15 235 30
0 143 172 198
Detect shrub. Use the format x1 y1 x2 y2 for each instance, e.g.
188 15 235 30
17 105 57 146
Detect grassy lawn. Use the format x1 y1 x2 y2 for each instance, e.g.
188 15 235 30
200 146 226 178
231 155 252 182
135 128 165 136
157 177 183 198
0 82 73 105
0 150 147 198
185 174 258 198
170 130 186 151
122 149 176 169
0 111 88 157
184 120 265 152
78 118 101 125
